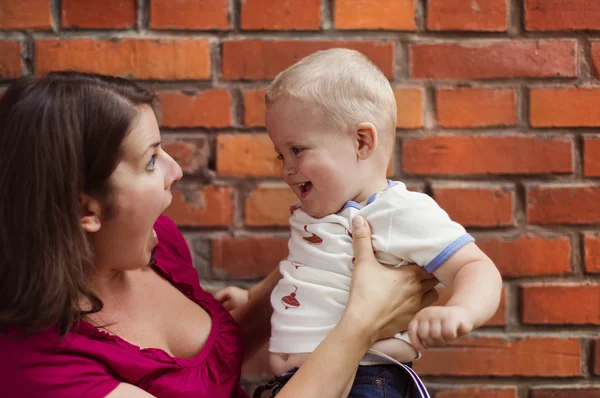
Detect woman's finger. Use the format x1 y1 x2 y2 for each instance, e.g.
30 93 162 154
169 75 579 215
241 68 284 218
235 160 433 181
351 216 376 267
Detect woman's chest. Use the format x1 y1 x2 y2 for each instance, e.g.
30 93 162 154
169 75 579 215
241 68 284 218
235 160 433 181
98 269 213 359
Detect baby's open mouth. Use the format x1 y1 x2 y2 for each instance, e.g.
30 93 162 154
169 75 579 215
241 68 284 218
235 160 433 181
298 181 313 196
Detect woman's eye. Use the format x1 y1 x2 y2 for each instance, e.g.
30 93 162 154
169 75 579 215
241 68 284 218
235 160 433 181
292 147 303 155
146 154 157 171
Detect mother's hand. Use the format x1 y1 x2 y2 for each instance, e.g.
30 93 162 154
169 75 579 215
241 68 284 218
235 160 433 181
344 216 439 344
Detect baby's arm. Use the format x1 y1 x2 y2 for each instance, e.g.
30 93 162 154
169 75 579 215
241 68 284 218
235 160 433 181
408 242 501 353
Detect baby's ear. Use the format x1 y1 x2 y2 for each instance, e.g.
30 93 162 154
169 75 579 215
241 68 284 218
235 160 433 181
80 194 102 233
354 122 378 160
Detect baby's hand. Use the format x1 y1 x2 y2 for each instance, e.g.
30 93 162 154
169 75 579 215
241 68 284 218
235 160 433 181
214 286 249 311
408 306 473 353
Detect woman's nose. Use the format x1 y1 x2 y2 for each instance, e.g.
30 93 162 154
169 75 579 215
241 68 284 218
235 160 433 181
165 151 183 187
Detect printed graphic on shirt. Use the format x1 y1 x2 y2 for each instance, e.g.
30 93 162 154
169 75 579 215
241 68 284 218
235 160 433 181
290 261 306 270
302 225 323 244
281 285 301 309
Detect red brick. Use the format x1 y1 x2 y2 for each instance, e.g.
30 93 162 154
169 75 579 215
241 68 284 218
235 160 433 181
413 337 581 376
596 339 600 375
522 285 600 325
531 389 600 398
394 87 423 129
437 388 517 398
35 39 210 80
158 90 231 128
216 134 280 177
242 0 320 30
163 185 233 226
222 40 395 80
245 184 297 227
526 0 600 31
584 138 600 177
411 40 577 79
436 88 516 128
434 287 507 326
0 0 52 30
334 0 415 30
150 0 228 30
527 184 600 225
584 233 600 274
0 41 23 78
244 88 267 127
590 43 600 79
432 185 513 227
162 136 208 175
403 135 572 176
62 0 135 29
476 235 571 277
428 0 507 31
531 88 600 127
212 237 288 278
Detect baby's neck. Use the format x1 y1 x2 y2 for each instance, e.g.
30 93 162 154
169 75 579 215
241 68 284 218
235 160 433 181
351 176 390 206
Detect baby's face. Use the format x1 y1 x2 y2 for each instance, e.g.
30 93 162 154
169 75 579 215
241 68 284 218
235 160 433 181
266 98 361 218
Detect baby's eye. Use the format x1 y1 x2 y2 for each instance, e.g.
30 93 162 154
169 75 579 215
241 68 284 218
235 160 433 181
291 147 304 155
276 153 284 161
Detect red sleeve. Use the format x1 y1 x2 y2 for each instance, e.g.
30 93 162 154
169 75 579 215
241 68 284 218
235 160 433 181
0 331 120 398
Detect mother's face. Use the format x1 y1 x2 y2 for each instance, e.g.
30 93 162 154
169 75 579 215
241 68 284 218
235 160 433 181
87 105 182 271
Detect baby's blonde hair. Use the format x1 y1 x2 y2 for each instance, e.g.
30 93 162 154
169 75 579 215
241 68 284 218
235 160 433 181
265 48 397 158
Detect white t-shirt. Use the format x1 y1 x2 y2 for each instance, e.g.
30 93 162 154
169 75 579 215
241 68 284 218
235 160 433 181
269 181 474 354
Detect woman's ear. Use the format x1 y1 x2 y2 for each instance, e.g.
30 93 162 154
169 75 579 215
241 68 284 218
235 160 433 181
80 194 102 233
355 122 378 160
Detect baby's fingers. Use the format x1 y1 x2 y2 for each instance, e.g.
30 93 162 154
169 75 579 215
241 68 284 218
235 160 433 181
408 320 426 354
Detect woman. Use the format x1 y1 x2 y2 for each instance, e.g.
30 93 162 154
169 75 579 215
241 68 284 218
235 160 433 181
0 72 438 397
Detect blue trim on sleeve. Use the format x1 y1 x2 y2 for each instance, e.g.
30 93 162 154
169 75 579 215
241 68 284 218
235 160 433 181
424 234 475 273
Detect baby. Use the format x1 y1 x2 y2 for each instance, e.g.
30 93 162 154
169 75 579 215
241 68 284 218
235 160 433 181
258 48 501 397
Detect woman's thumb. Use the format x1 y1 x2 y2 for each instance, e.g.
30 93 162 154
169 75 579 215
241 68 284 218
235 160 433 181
352 216 375 266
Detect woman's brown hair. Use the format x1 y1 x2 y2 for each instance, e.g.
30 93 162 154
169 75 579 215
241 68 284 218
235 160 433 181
0 72 158 336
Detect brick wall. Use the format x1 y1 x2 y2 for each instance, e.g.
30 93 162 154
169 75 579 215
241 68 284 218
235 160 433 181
2 0 599 396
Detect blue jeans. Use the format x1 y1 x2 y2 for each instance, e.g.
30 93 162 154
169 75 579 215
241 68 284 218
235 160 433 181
253 363 425 398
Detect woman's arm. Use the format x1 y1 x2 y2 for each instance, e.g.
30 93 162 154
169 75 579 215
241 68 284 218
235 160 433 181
276 216 439 398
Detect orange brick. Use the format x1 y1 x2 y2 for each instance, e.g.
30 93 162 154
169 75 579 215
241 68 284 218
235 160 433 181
244 88 267 127
212 237 288 278
527 184 600 225
0 41 23 78
241 0 320 30
584 233 600 274
427 0 508 31
394 87 423 129
522 284 600 325
432 185 513 227
62 0 136 29
223 40 395 80
526 0 600 31
532 388 600 398
476 235 572 277
0 0 52 30
216 134 280 177
437 388 517 398
413 337 581 377
163 185 234 226
531 88 600 127
402 135 573 176
35 39 210 80
434 287 507 326
150 0 228 30
334 0 415 30
590 43 600 78
584 138 600 177
411 40 577 79
158 90 231 128
245 184 297 227
436 88 516 128
162 136 208 175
